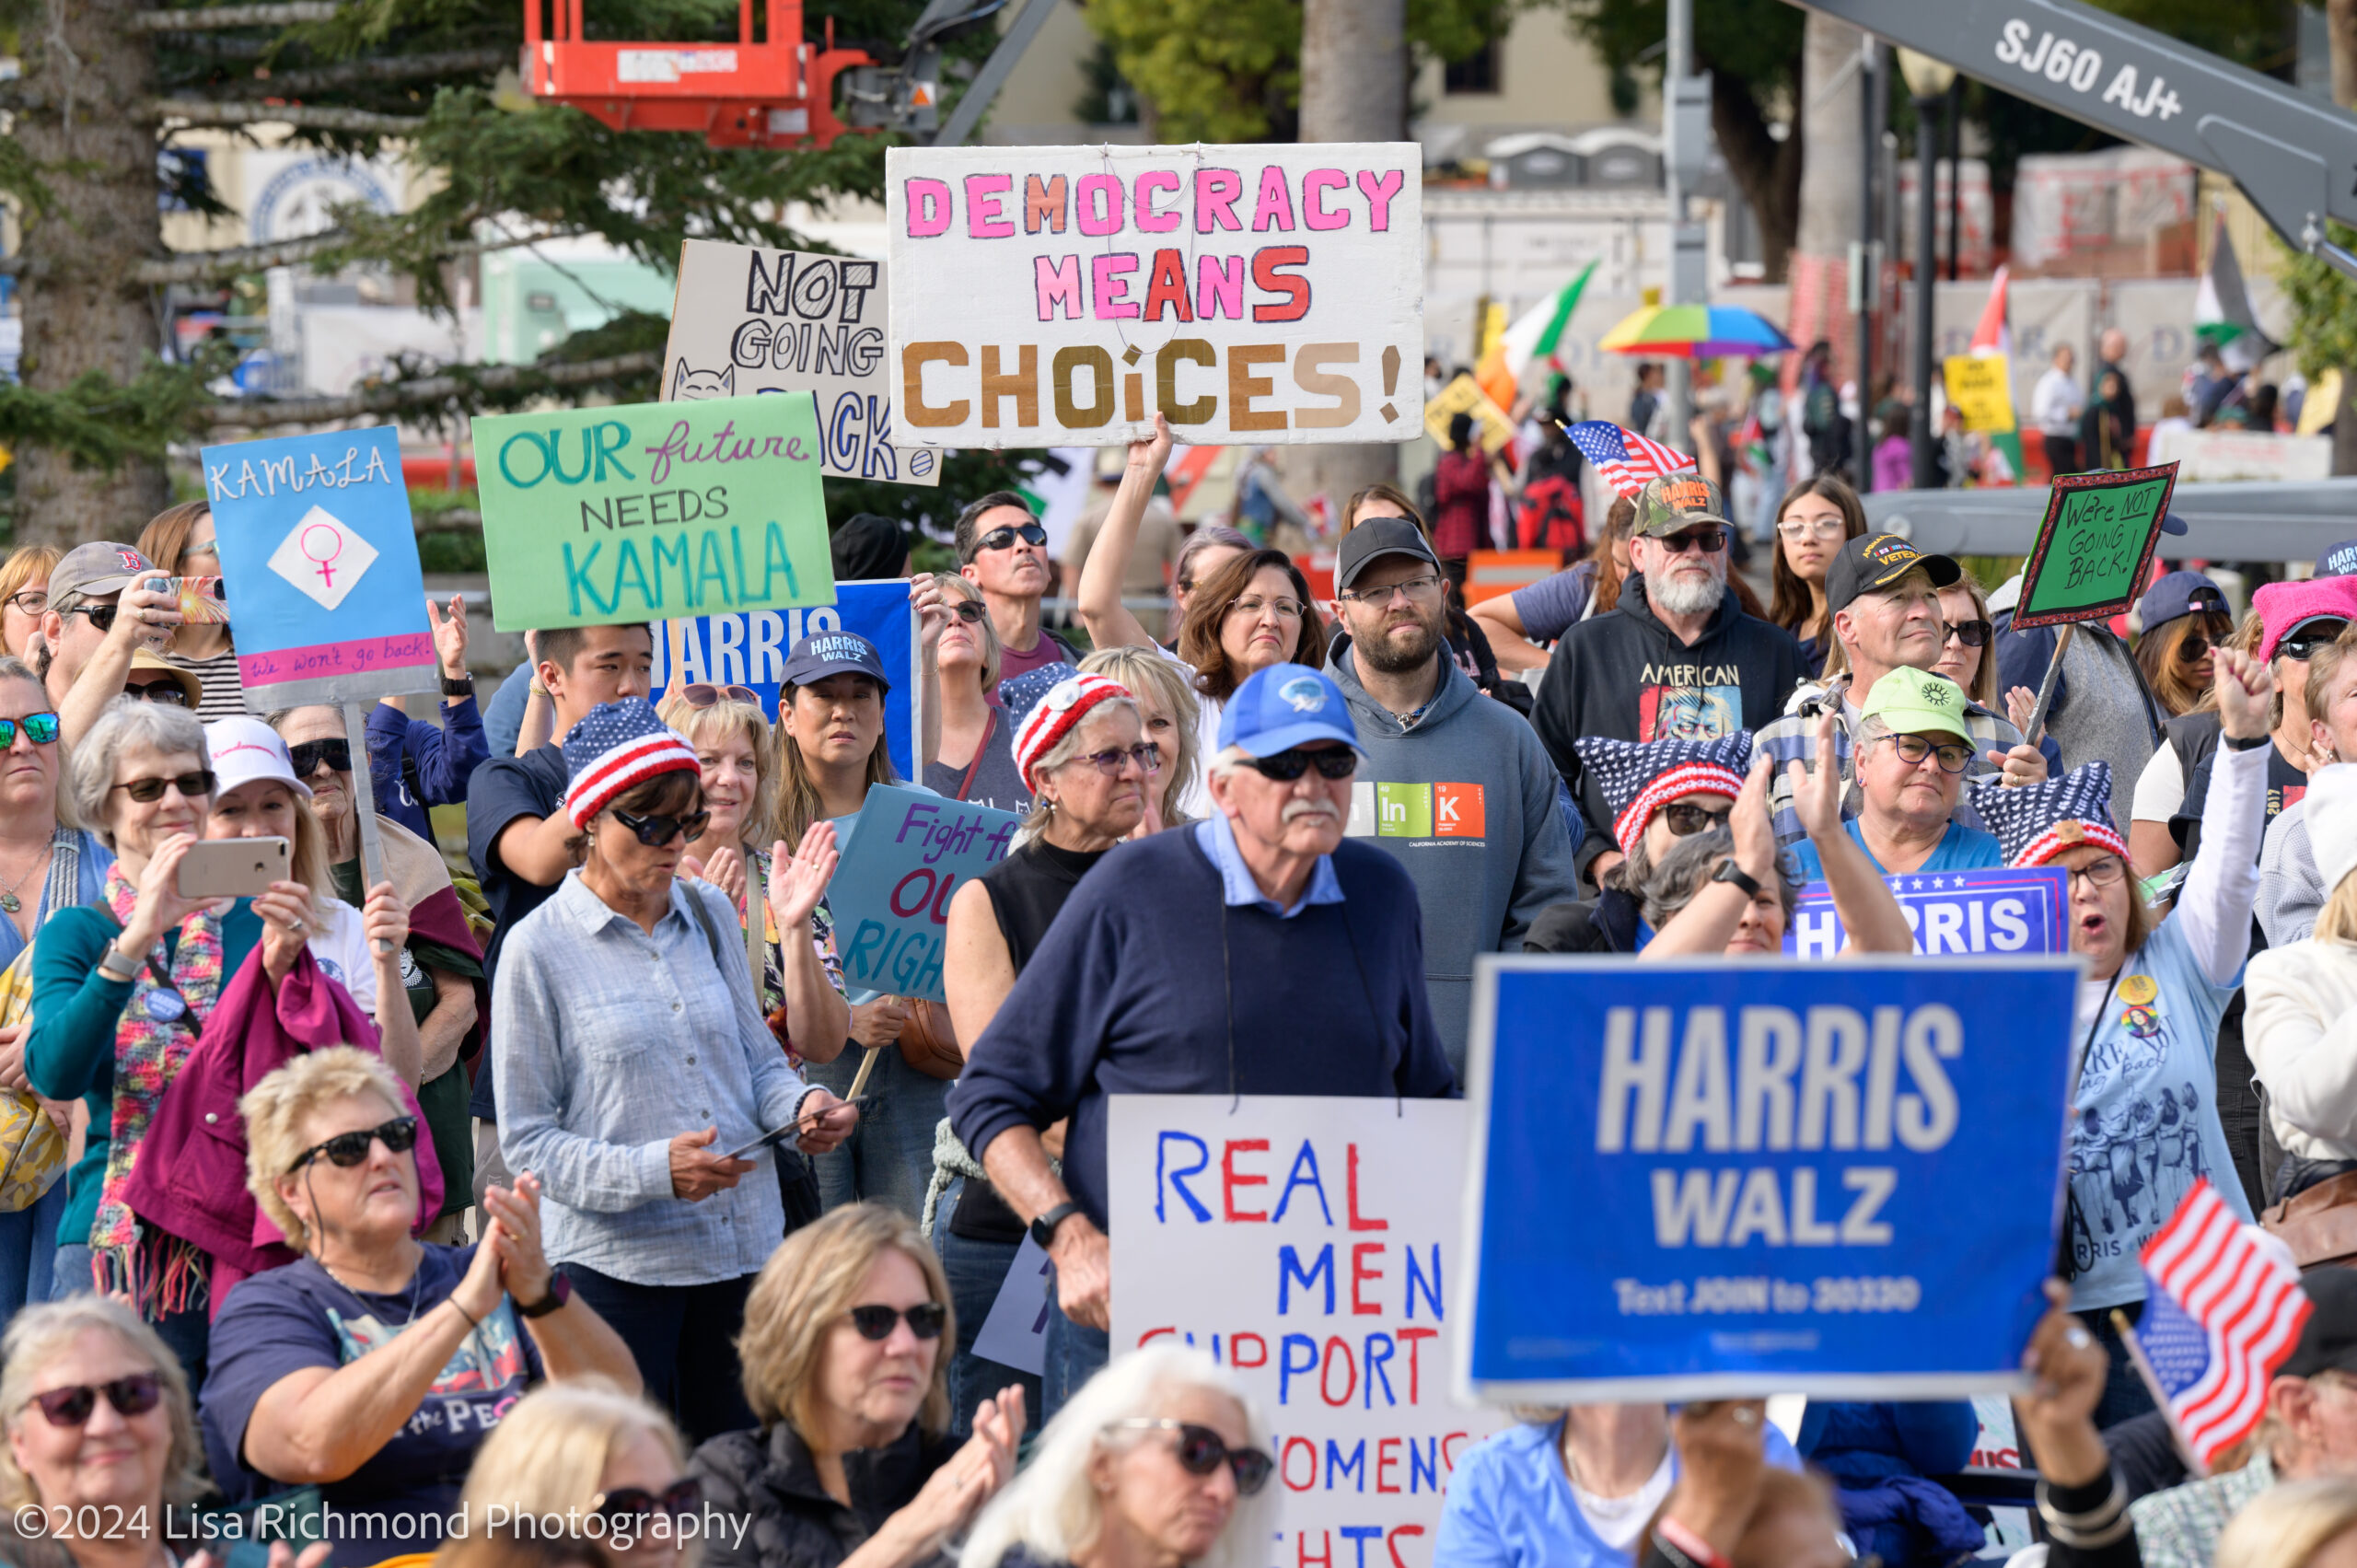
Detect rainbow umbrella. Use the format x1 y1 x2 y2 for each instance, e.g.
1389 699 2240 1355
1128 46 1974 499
1598 303 1795 359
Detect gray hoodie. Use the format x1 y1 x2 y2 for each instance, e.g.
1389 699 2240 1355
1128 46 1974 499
1330 636 1583 1074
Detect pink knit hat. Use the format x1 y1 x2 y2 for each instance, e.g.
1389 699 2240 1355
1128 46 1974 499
1012 673 1132 791
2254 575 2357 664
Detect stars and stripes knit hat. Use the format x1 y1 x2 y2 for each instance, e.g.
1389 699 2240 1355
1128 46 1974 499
1013 672 1131 792
561 698 702 829
1966 761 2128 867
1576 732 1753 854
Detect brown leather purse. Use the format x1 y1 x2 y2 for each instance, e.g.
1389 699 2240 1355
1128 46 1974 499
898 998 964 1080
2262 1169 2357 1268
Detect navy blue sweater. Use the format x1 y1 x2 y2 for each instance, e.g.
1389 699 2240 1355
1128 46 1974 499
946 828 1457 1231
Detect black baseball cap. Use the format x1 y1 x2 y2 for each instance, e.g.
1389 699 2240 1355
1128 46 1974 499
2320 540 2357 579
1336 517 1441 592
780 631 890 693
2283 1268 2357 1379
1824 533 1963 615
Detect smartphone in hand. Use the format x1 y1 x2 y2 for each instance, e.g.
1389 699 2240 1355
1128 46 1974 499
177 837 289 900
145 575 229 626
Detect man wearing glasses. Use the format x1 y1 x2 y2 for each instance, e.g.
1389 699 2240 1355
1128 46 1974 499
41 542 184 748
1532 474 1805 889
955 490 1080 683
1324 516 1578 1075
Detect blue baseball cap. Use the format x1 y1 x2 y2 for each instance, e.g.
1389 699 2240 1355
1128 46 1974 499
779 631 890 692
2138 571 2228 632
1218 663 1363 758
2320 540 2357 578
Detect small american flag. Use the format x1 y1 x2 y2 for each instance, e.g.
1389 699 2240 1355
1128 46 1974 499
1562 421 1697 498
2127 1180 2310 1472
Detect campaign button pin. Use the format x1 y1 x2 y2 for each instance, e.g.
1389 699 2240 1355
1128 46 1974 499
2118 973 2158 1005
145 990 187 1022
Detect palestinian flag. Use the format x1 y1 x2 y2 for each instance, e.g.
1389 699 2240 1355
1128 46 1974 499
1476 259 1597 411
2196 217 2280 373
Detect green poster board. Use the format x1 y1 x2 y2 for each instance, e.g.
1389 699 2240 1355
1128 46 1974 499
2013 460 2179 631
475 390 835 630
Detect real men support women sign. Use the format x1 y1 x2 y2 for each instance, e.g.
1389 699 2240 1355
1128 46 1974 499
888 144 1422 447
1460 956 2079 1403
473 392 833 630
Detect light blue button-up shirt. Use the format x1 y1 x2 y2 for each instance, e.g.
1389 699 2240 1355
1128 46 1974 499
1193 812 1344 918
493 872 818 1285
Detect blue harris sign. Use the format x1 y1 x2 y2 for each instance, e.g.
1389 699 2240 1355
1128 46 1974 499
1785 866 2073 958
1460 955 2080 1402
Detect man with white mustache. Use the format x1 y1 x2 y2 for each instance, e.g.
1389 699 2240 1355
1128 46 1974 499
949 660 1456 1420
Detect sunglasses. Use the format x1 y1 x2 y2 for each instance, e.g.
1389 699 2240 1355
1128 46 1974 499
1942 619 1992 648
289 738 354 776
679 683 761 708
110 769 215 804
287 1114 419 1175
1655 526 1728 555
64 604 122 632
1246 748 1357 782
2177 633 2216 662
612 807 712 847
0 713 61 747
947 599 988 624
1074 742 1161 777
2280 623 2348 662
1659 801 1732 835
847 1302 948 1341
1109 1420 1274 1496
122 680 189 706
29 1373 163 1428
595 1478 703 1524
975 522 1049 553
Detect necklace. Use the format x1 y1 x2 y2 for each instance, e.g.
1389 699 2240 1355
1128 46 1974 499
0 837 53 915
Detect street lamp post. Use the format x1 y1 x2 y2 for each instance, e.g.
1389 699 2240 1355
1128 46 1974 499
1898 49 1956 492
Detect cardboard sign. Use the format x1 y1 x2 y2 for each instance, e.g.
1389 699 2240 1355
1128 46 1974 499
1423 373 1515 455
648 581 920 781
886 144 1423 447
1109 1095 1504 1568
473 392 833 630
1461 955 2079 1402
826 785 1023 1002
2014 461 2178 630
200 424 438 706
1783 866 2071 958
663 240 941 488
1943 354 2016 434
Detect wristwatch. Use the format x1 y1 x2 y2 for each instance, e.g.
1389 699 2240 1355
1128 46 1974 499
98 943 141 982
1029 1201 1084 1249
517 1272 572 1318
441 674 476 697
1711 860 1764 899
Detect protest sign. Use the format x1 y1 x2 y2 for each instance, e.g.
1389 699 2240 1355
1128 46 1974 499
1943 354 2015 434
1109 1095 1503 1568
473 392 833 630
647 581 920 779
1784 866 2071 958
886 144 1423 447
1461 955 2078 1402
1422 373 1515 455
2013 460 2178 630
664 240 940 488
201 424 437 706
826 785 1023 1002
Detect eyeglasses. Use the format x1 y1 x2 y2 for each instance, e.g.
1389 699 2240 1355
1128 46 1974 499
0 713 61 747
1659 801 1732 835
5 590 46 616
594 1478 703 1524
64 604 121 633
1654 526 1728 555
1775 517 1848 540
974 522 1049 553
288 739 353 776
1941 619 1992 649
2279 623 2348 662
612 807 711 847
1108 1420 1274 1496
2067 856 2128 889
28 1374 163 1428
110 770 215 804
678 683 761 708
1336 574 1444 607
182 540 220 562
846 1302 948 1341
1229 596 1307 621
948 599 987 624
286 1115 419 1175
1245 747 1357 782
122 680 189 706
1072 742 1161 777
1886 735 1975 773
2178 633 2216 663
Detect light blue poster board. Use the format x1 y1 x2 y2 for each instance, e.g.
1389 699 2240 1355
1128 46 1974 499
199 424 437 709
1460 954 2079 1402
826 784 1022 1002
646 579 919 780
1784 866 2072 958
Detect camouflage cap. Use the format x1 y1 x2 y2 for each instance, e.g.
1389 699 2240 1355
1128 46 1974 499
1631 473 1730 538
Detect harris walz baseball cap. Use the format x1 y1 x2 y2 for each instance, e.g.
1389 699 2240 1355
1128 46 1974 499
1631 473 1730 539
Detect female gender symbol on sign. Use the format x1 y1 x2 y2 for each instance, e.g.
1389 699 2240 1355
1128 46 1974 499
299 522 345 588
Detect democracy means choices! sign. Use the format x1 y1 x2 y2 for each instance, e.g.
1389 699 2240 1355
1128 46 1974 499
664 240 940 488
1109 1096 1503 1568
1783 866 2072 958
201 424 438 707
826 785 1023 1003
473 391 834 630
887 144 1423 447
1460 956 2079 1403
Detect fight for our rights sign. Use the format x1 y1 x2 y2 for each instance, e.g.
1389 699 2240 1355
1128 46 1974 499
887 145 1424 447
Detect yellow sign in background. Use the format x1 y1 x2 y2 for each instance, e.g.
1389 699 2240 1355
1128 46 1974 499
1943 354 2016 434
1425 372 1517 455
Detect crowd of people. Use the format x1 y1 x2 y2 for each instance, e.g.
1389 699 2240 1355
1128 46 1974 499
2 401 2356 1568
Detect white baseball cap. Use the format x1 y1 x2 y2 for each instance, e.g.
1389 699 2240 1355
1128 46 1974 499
205 714 314 802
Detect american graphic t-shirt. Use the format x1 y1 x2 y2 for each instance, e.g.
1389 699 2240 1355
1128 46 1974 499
1634 655 1747 742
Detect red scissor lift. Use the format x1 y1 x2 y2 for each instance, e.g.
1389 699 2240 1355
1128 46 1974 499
522 0 881 149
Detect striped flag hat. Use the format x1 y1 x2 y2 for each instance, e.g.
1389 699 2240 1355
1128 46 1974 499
561 698 702 829
1013 672 1132 792
1562 420 1697 498
1966 761 2128 868
2132 1182 2310 1469
1576 732 1753 854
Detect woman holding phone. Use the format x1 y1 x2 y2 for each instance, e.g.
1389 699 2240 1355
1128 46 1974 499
136 502 242 724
